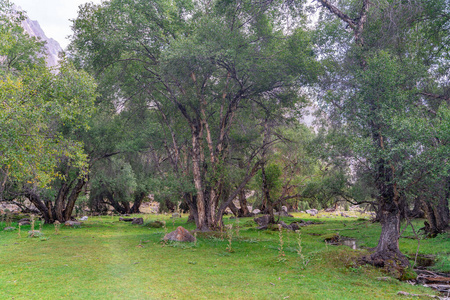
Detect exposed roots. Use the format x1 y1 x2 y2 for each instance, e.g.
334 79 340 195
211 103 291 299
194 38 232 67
360 249 415 280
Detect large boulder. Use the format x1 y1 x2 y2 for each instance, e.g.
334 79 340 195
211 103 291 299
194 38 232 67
131 217 144 225
163 226 196 242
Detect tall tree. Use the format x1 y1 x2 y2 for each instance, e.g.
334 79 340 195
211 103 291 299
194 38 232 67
0 3 97 222
70 0 318 230
313 0 450 272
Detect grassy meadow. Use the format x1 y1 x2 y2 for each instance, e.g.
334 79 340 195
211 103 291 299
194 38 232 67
1 212 449 299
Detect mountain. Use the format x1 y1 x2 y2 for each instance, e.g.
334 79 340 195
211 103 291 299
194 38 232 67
21 17 62 68
16 6 62 68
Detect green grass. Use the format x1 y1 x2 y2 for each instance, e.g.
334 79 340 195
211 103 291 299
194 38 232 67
0 213 447 299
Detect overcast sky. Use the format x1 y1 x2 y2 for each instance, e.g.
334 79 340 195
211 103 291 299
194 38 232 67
13 0 103 49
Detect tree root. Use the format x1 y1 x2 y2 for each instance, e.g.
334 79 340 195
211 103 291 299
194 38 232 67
360 249 415 280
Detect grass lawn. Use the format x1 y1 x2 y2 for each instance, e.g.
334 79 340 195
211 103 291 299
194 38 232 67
0 212 448 299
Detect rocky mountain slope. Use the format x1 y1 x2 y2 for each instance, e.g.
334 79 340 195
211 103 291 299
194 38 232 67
21 16 62 67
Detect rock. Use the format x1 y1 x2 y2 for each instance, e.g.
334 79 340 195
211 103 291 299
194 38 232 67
163 226 196 242
4 227 16 231
171 213 181 218
131 217 143 225
79 216 88 221
147 220 164 228
252 209 261 215
290 222 300 231
275 211 294 217
254 215 271 230
278 221 292 230
119 217 134 222
65 221 82 226
229 216 236 219
281 206 288 212
28 230 43 237
300 211 305 214
323 233 340 243
340 212 350 217
306 209 318 216
18 218 31 225
325 207 335 212
254 215 270 227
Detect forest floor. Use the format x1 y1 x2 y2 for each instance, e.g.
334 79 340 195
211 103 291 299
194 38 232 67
0 212 449 299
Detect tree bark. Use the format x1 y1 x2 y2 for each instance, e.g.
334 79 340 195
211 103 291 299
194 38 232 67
131 192 145 213
363 127 410 270
238 189 251 217
63 178 85 221
366 202 410 268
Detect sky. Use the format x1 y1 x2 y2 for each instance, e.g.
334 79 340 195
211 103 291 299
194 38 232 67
13 0 103 49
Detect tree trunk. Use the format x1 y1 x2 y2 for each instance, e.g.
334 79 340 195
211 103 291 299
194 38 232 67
55 182 70 221
408 196 424 219
191 126 209 231
63 178 85 221
364 129 410 271
422 196 449 237
105 192 127 214
228 200 239 216
238 189 251 217
131 192 145 213
365 204 410 269
261 164 275 224
121 201 131 214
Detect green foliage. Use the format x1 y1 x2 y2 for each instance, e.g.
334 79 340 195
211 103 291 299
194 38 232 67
0 61 96 189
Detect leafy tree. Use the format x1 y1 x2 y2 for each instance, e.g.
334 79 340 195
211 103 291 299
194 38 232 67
0 3 97 222
313 0 450 271
69 0 318 230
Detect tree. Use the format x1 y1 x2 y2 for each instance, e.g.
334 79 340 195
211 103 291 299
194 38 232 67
69 0 318 230
0 2 97 222
313 0 450 272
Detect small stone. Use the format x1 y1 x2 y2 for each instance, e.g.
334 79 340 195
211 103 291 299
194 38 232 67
278 221 292 230
28 230 43 237
65 221 82 226
306 209 318 216
18 218 31 225
252 209 261 215
290 222 300 231
131 217 143 225
147 221 164 228
171 213 181 218
4 227 16 231
79 216 88 221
